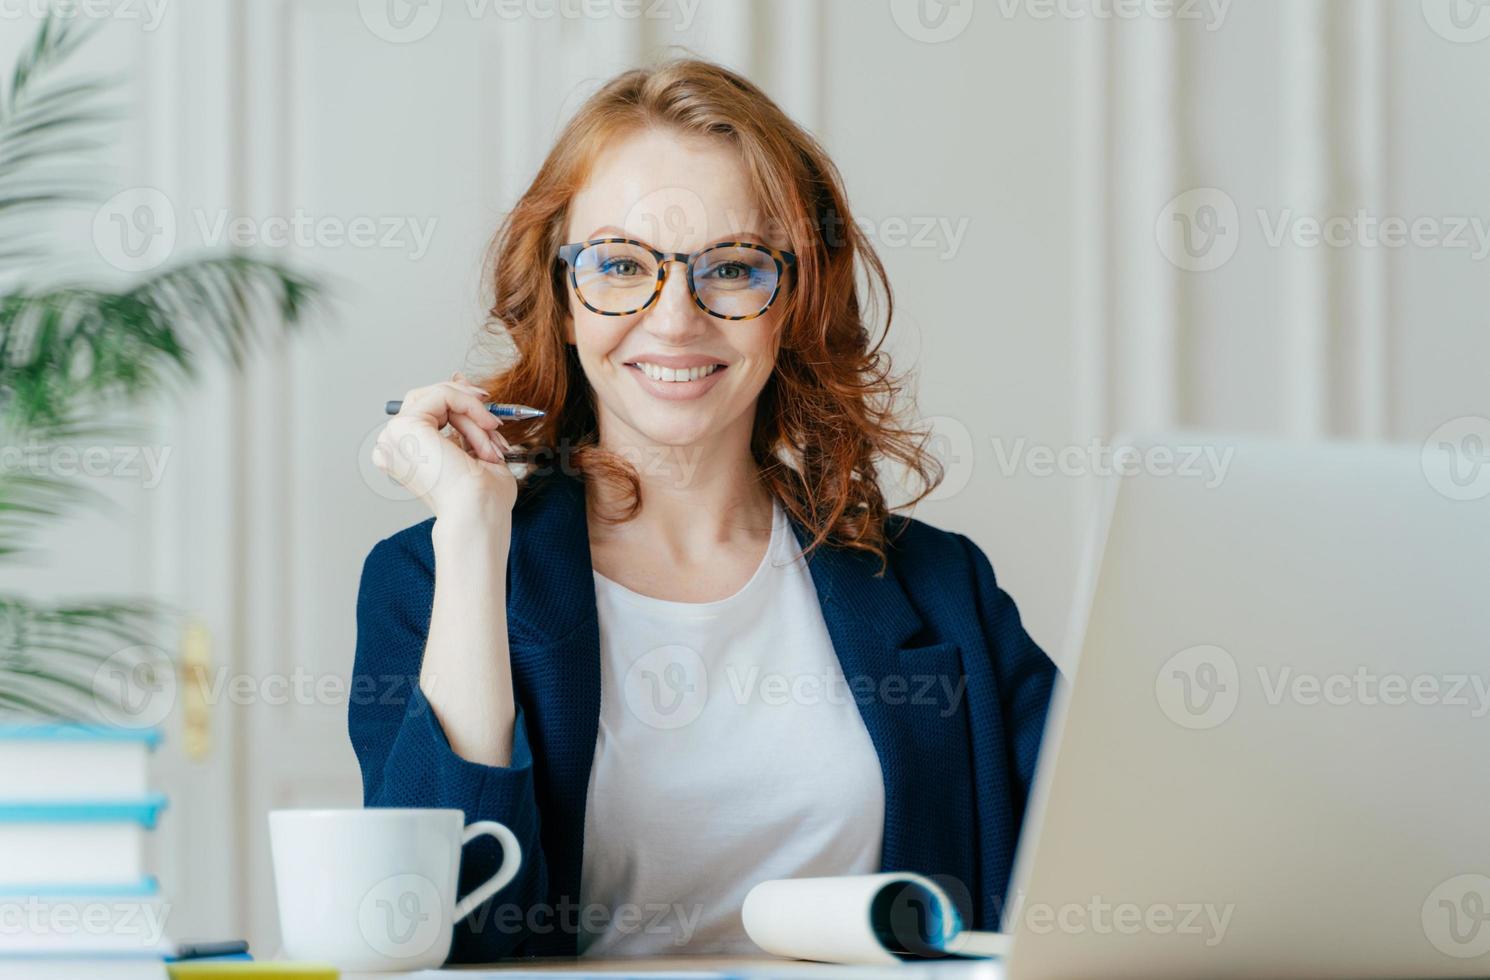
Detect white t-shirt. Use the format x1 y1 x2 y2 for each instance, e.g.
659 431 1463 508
578 496 886 957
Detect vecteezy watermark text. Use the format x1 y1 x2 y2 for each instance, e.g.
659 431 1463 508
622 644 968 731
94 187 438 273
1256 209 1490 261
1257 666 1490 718
1157 644 1490 730
1157 187 1490 271
0 0 169 30
991 438 1235 488
1001 890 1235 947
889 0 1230 44
358 0 701 44
0 896 169 948
0 441 172 490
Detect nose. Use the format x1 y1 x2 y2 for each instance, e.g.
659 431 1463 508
640 258 708 343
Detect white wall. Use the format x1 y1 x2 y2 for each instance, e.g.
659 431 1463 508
6 0 1488 954
818 0 1082 655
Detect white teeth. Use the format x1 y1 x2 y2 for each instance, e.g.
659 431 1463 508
633 362 720 382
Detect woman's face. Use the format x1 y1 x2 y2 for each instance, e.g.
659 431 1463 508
563 128 787 453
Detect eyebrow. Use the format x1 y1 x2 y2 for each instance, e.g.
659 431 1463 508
585 226 770 249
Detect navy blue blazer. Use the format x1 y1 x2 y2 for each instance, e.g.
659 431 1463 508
349 469 1056 962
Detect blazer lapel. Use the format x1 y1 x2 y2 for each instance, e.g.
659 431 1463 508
505 473 974 915
505 471 601 906
787 516 977 899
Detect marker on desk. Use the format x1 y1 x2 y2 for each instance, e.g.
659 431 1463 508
168 939 251 961
384 400 545 420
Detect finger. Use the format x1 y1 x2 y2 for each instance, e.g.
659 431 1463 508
439 384 501 430
448 412 502 463
456 384 496 415
444 427 490 468
397 384 499 441
468 416 508 461
397 385 458 427
377 421 446 497
418 384 496 439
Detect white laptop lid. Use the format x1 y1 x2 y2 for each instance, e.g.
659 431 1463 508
1005 435 1490 980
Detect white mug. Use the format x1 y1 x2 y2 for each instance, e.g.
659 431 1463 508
268 808 521 971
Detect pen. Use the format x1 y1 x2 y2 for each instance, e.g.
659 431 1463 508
167 938 251 961
384 400 546 420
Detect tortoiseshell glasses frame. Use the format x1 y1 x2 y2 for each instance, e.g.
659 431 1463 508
556 237 798 322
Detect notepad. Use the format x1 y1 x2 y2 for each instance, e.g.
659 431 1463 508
741 872 1010 966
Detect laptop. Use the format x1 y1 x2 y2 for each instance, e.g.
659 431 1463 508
1000 435 1490 979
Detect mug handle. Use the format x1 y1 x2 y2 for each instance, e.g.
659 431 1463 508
452 820 523 924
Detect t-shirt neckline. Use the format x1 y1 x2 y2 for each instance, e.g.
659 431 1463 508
591 497 786 613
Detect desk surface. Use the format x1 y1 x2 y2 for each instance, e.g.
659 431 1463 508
345 956 1000 979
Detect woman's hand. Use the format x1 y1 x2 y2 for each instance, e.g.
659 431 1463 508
373 373 521 768
371 371 518 520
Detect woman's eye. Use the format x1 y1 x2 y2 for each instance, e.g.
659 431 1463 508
706 262 752 281
602 259 643 277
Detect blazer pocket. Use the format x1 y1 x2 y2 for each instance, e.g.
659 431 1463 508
895 640 974 767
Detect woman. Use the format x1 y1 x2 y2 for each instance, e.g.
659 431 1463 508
351 59 1055 963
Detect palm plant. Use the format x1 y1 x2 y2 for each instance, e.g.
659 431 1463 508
0 15 319 718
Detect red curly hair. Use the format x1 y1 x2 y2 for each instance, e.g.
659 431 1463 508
474 58 942 572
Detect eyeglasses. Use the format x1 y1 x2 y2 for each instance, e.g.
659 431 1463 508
556 238 797 321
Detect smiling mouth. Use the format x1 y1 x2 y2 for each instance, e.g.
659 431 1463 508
624 361 727 383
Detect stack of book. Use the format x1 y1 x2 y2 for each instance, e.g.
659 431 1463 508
0 723 170 979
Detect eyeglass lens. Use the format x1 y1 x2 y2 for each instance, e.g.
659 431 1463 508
571 242 781 317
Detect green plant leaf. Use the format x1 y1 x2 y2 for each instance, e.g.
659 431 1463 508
0 596 165 721
0 13 324 718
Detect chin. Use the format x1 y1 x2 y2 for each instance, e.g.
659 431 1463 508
607 401 716 449
630 417 716 450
